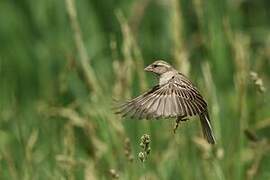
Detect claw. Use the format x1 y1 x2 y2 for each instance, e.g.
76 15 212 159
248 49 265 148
173 117 181 134
173 116 188 133
181 118 189 121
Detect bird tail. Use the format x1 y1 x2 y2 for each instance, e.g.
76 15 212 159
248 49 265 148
199 112 216 144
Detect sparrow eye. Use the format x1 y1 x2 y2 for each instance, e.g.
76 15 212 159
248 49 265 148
153 64 158 68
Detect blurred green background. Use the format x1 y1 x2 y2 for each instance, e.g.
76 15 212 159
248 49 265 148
1 0 270 179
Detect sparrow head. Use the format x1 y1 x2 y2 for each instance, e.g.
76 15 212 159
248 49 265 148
144 60 173 75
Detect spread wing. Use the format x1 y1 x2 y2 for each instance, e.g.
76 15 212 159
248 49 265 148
116 77 208 119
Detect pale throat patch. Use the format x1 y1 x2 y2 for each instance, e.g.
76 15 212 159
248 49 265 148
159 71 175 85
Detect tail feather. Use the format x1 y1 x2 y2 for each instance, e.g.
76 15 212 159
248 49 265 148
199 112 216 144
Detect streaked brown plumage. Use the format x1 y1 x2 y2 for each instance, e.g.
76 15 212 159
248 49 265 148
117 60 216 144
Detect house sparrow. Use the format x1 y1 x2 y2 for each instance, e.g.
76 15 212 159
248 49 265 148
117 60 216 144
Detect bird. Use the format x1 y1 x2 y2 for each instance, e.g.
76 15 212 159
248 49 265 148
116 60 216 144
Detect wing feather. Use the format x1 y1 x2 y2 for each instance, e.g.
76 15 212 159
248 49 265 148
116 75 208 119
185 100 193 116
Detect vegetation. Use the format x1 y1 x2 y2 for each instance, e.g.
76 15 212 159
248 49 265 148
0 0 270 179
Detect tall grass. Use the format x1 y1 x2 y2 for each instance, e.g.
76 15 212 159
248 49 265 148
0 0 270 179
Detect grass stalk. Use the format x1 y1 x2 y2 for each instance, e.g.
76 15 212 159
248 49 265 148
65 0 100 95
170 0 190 76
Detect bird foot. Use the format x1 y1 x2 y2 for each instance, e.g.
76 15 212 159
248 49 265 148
173 117 189 134
181 118 189 122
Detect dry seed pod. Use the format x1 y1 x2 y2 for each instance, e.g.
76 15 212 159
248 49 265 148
250 71 266 93
138 134 151 162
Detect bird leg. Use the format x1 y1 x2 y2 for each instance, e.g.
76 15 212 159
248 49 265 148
173 116 189 134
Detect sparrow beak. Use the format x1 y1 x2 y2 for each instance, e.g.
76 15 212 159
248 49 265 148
144 65 152 72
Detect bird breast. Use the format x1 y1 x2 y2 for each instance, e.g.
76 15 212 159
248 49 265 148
159 71 176 86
